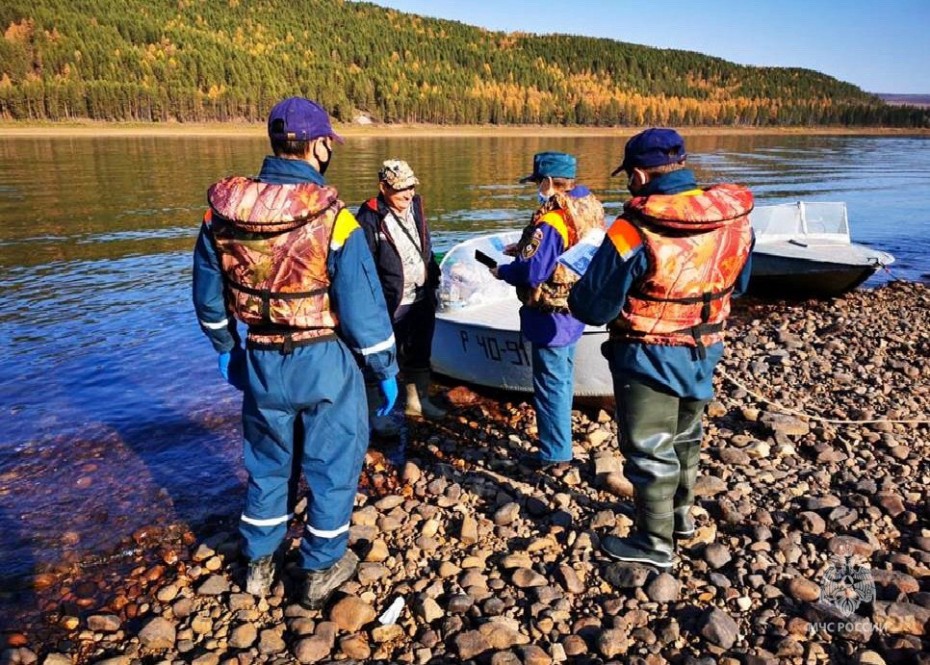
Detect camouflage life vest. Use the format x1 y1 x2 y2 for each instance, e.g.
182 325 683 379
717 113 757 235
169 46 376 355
515 190 605 312
608 184 754 355
204 176 343 345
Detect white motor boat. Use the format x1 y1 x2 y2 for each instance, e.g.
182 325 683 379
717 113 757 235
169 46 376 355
431 231 612 396
431 202 895 394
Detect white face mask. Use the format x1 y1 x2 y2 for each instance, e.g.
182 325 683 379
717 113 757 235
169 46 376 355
537 178 551 205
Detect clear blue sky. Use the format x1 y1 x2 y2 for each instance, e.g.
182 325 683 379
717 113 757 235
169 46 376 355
365 0 930 95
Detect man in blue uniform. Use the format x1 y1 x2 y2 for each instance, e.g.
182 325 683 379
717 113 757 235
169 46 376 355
192 97 398 608
491 152 604 472
569 128 753 569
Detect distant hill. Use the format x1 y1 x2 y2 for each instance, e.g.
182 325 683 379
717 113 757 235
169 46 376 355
876 94 930 108
1 0 928 127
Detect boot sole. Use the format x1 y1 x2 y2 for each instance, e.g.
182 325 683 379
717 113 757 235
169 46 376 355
404 410 447 420
602 546 676 569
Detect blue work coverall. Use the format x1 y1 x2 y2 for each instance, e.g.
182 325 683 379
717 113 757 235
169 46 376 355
193 157 397 571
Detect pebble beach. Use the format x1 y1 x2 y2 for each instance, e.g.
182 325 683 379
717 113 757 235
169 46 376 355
3 281 928 665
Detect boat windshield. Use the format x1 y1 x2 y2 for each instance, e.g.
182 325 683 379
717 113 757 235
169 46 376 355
437 231 522 311
751 202 850 242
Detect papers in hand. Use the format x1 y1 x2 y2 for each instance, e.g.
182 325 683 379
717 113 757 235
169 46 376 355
558 228 606 276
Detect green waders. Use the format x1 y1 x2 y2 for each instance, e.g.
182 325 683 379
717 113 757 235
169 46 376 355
672 400 705 538
603 378 707 568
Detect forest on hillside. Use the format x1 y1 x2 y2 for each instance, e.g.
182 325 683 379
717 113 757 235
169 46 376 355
1 0 928 127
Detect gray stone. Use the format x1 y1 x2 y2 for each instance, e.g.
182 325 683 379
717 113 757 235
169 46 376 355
645 573 680 603
257 628 286 655
294 636 330 664
86 614 121 633
597 628 631 658
455 630 492 660
228 623 257 649
699 608 739 649
603 563 653 589
704 543 732 569
196 574 230 596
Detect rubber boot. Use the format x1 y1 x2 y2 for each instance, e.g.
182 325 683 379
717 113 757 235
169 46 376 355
606 378 679 568
673 439 700 538
365 382 399 437
245 554 276 597
404 369 447 420
601 496 676 569
672 399 706 539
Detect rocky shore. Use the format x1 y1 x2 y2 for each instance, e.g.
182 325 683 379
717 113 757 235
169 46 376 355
3 281 929 665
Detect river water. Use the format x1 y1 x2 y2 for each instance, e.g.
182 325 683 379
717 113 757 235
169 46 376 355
0 132 928 594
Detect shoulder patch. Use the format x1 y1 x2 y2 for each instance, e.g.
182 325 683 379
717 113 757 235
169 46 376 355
521 227 545 259
607 218 643 260
331 208 361 250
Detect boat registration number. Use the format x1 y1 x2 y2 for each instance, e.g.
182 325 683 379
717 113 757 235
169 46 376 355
459 331 531 366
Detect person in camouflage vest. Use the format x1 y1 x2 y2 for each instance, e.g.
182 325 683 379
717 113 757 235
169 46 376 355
491 151 605 473
570 128 754 569
193 97 398 609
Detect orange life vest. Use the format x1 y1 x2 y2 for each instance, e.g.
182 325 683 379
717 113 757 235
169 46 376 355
204 176 343 347
608 184 754 354
515 190 605 312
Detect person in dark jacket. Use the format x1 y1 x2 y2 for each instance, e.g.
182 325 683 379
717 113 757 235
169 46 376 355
356 159 446 436
193 97 398 608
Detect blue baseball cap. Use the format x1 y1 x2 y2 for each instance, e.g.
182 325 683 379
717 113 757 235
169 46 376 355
267 97 344 144
519 151 577 183
611 128 686 176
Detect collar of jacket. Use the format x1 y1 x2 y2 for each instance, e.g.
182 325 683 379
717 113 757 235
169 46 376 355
258 156 325 185
639 168 698 196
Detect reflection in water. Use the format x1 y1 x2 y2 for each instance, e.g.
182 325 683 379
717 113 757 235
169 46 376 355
0 133 928 584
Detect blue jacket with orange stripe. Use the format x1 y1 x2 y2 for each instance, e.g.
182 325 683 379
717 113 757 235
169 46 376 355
567 172 752 399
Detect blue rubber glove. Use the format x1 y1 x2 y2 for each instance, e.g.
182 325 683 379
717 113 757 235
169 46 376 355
218 351 231 380
218 348 247 391
377 376 398 416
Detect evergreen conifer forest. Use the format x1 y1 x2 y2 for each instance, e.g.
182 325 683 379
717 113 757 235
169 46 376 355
1 0 927 127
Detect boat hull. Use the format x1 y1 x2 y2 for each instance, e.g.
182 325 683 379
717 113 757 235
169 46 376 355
747 202 894 298
749 254 880 297
431 300 612 397
749 241 891 297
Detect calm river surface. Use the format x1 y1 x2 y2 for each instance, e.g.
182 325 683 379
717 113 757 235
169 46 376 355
1 132 928 590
